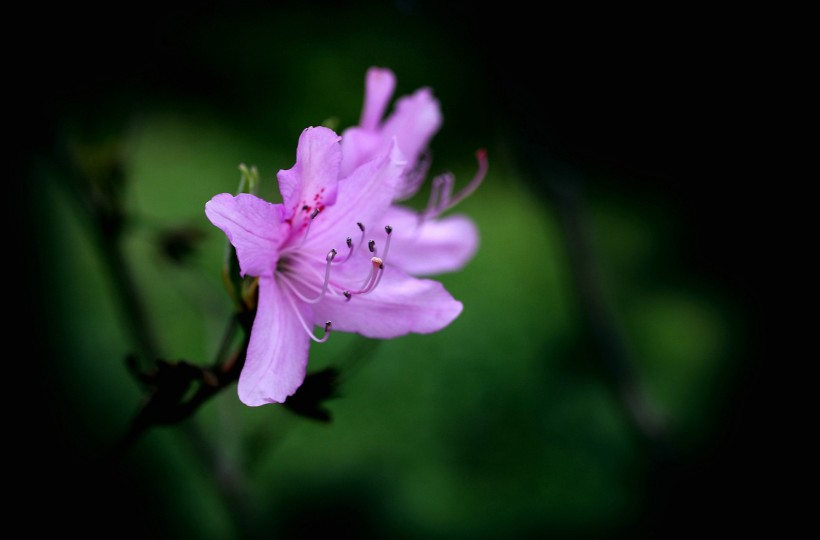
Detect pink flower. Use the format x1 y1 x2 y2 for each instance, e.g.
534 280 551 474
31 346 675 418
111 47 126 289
206 127 464 405
341 67 488 276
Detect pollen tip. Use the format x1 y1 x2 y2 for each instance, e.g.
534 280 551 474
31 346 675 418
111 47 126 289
357 222 365 231
368 239 376 252
310 208 320 219
343 290 352 301
385 225 393 234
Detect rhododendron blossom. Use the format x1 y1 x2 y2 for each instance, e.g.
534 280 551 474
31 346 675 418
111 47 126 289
206 127 464 405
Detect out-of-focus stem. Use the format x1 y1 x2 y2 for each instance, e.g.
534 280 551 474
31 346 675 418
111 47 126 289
95 223 162 365
550 175 665 446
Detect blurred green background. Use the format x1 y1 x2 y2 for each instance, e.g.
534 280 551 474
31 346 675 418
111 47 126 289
16 1 765 538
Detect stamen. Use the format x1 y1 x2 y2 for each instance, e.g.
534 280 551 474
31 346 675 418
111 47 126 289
421 149 488 221
369 263 385 293
281 284 332 343
443 149 488 210
424 174 446 217
436 173 455 212
382 225 393 261
352 229 391 297
343 290 352 301
319 321 332 342
280 249 337 304
358 261 375 289
336 236 354 263
332 222 371 265
295 207 322 247
353 222 367 256
396 149 432 200
348 257 383 296
360 257 384 295
358 241 378 289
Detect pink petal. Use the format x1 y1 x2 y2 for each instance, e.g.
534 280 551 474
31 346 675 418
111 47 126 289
360 67 396 131
205 193 289 278
312 265 463 338
381 87 442 177
277 126 342 224
339 127 381 178
238 276 312 405
381 205 480 276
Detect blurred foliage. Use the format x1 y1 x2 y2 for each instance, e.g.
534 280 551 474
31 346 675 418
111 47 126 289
18 1 757 539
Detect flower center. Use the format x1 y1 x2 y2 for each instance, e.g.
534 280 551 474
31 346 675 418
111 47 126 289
276 220 394 342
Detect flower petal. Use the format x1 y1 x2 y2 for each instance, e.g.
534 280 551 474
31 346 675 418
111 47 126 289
306 140 406 251
381 205 480 276
238 276 312 405
205 193 289 277
312 265 463 338
277 126 342 224
360 67 396 131
340 127 381 178
381 87 442 176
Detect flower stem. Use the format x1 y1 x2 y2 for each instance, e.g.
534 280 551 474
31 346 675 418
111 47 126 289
550 172 666 449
